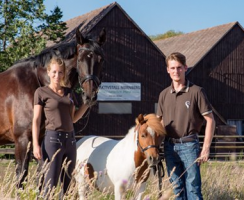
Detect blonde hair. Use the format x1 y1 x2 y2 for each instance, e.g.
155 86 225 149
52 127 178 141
47 57 67 87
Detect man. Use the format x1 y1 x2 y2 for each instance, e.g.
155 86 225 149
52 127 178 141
157 52 215 199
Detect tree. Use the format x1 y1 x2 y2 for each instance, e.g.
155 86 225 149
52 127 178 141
149 30 184 41
0 0 67 72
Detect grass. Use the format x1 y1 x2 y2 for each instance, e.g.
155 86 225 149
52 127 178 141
0 159 244 200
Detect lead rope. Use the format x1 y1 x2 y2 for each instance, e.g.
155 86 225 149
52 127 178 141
75 106 92 135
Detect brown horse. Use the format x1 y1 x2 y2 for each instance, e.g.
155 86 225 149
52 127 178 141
0 28 106 186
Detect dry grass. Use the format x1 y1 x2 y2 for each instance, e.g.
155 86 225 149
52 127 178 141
0 159 243 200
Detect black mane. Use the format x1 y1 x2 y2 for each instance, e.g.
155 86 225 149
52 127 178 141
14 40 77 68
14 34 104 69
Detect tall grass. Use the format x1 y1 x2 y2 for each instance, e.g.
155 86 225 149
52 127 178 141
0 159 243 200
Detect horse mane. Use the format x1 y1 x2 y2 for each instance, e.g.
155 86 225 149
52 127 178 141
143 114 166 136
13 34 104 69
13 40 77 68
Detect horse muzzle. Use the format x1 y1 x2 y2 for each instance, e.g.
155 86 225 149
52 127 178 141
79 75 100 105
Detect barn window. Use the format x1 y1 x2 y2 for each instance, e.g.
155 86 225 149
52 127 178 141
98 103 132 114
155 103 158 114
227 120 244 136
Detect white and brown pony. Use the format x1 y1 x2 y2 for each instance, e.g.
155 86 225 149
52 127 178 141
75 114 166 200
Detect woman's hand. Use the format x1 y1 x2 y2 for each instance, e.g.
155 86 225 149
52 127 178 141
33 144 42 160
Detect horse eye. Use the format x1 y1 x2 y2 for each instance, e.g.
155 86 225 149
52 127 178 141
141 134 146 138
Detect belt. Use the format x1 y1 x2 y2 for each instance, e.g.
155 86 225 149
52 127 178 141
45 130 75 138
166 134 198 144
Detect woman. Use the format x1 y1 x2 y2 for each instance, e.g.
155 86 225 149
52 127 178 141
32 57 89 196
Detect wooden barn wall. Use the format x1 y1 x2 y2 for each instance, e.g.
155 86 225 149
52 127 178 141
187 24 244 121
74 6 169 137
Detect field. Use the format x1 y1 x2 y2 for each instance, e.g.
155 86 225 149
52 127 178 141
0 159 243 200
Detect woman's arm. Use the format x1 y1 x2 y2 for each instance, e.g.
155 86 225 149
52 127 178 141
72 104 90 123
32 105 43 160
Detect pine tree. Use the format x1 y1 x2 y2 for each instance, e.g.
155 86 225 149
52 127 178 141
0 0 67 72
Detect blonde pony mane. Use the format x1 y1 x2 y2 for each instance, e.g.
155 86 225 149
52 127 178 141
143 114 166 136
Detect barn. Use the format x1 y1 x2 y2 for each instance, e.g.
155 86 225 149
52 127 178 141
55 2 168 137
154 22 244 137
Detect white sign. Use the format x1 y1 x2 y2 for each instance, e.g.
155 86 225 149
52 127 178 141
97 82 141 101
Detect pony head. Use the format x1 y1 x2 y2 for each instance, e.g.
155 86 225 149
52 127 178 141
134 113 166 166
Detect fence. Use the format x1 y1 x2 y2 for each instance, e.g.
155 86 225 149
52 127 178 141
0 135 244 160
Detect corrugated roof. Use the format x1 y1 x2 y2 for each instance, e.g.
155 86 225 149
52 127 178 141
154 22 239 68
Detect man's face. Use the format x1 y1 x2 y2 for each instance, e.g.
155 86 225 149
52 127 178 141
167 60 187 82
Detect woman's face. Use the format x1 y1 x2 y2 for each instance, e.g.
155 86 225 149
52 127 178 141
47 63 64 85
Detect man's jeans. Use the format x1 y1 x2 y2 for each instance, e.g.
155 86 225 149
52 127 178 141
164 138 203 200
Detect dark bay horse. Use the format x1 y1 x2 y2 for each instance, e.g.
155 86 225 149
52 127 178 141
0 28 106 186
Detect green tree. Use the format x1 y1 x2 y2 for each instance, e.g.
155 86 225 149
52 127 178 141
0 0 67 72
149 30 184 41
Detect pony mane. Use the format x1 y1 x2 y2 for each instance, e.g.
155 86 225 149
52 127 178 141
143 114 166 136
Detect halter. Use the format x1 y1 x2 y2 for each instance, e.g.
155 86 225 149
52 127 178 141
77 47 102 89
136 125 159 153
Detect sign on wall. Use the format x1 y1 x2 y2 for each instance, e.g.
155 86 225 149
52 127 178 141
97 82 141 101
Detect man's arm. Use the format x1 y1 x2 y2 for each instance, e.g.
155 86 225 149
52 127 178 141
198 112 215 164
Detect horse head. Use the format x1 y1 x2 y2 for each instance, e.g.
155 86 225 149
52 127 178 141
135 114 166 166
75 28 106 105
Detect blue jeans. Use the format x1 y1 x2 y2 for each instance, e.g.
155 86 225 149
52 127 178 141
164 138 203 200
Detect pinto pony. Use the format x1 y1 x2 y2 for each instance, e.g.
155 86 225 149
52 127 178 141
75 114 166 200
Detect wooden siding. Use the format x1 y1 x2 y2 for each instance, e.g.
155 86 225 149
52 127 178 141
187 24 244 120
74 6 168 137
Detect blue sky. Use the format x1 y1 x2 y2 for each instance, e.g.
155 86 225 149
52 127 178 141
44 0 244 36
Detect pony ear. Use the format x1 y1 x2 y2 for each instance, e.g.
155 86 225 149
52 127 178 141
97 28 106 46
76 28 85 45
137 114 147 125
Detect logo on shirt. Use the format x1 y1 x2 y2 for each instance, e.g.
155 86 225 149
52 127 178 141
185 101 190 109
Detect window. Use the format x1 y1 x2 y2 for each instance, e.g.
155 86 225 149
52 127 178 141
227 120 244 136
98 103 132 114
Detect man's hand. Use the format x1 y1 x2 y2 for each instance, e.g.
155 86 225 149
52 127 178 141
198 148 210 165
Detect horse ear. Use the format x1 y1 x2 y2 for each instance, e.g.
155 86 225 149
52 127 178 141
97 28 106 46
137 114 147 125
76 28 85 45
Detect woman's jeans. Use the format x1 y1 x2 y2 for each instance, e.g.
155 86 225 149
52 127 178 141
42 130 77 195
164 138 203 200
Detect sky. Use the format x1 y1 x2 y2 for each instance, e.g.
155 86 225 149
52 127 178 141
44 0 244 36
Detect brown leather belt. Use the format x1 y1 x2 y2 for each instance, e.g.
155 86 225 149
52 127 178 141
166 134 198 144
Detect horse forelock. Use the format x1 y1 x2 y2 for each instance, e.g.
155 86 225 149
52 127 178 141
78 38 105 60
143 114 166 136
